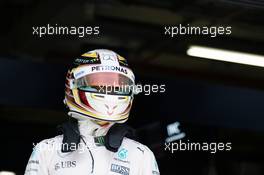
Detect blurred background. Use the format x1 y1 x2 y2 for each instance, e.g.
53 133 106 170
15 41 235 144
1 0 264 174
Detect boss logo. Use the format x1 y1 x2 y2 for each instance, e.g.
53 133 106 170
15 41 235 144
55 161 76 171
110 164 130 175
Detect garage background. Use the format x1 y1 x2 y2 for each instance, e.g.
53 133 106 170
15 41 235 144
0 0 264 174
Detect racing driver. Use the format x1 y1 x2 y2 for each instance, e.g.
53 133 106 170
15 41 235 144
24 49 160 175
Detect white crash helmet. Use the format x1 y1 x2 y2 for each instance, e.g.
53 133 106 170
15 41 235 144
64 49 135 123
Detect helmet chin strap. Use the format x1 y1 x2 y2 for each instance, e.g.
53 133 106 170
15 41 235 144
68 111 114 137
68 111 107 125
94 120 110 126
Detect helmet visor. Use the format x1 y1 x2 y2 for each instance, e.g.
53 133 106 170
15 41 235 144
74 72 134 95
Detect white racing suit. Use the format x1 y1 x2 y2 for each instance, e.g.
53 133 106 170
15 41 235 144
25 119 160 175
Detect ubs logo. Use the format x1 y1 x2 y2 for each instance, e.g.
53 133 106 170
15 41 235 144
55 161 76 171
